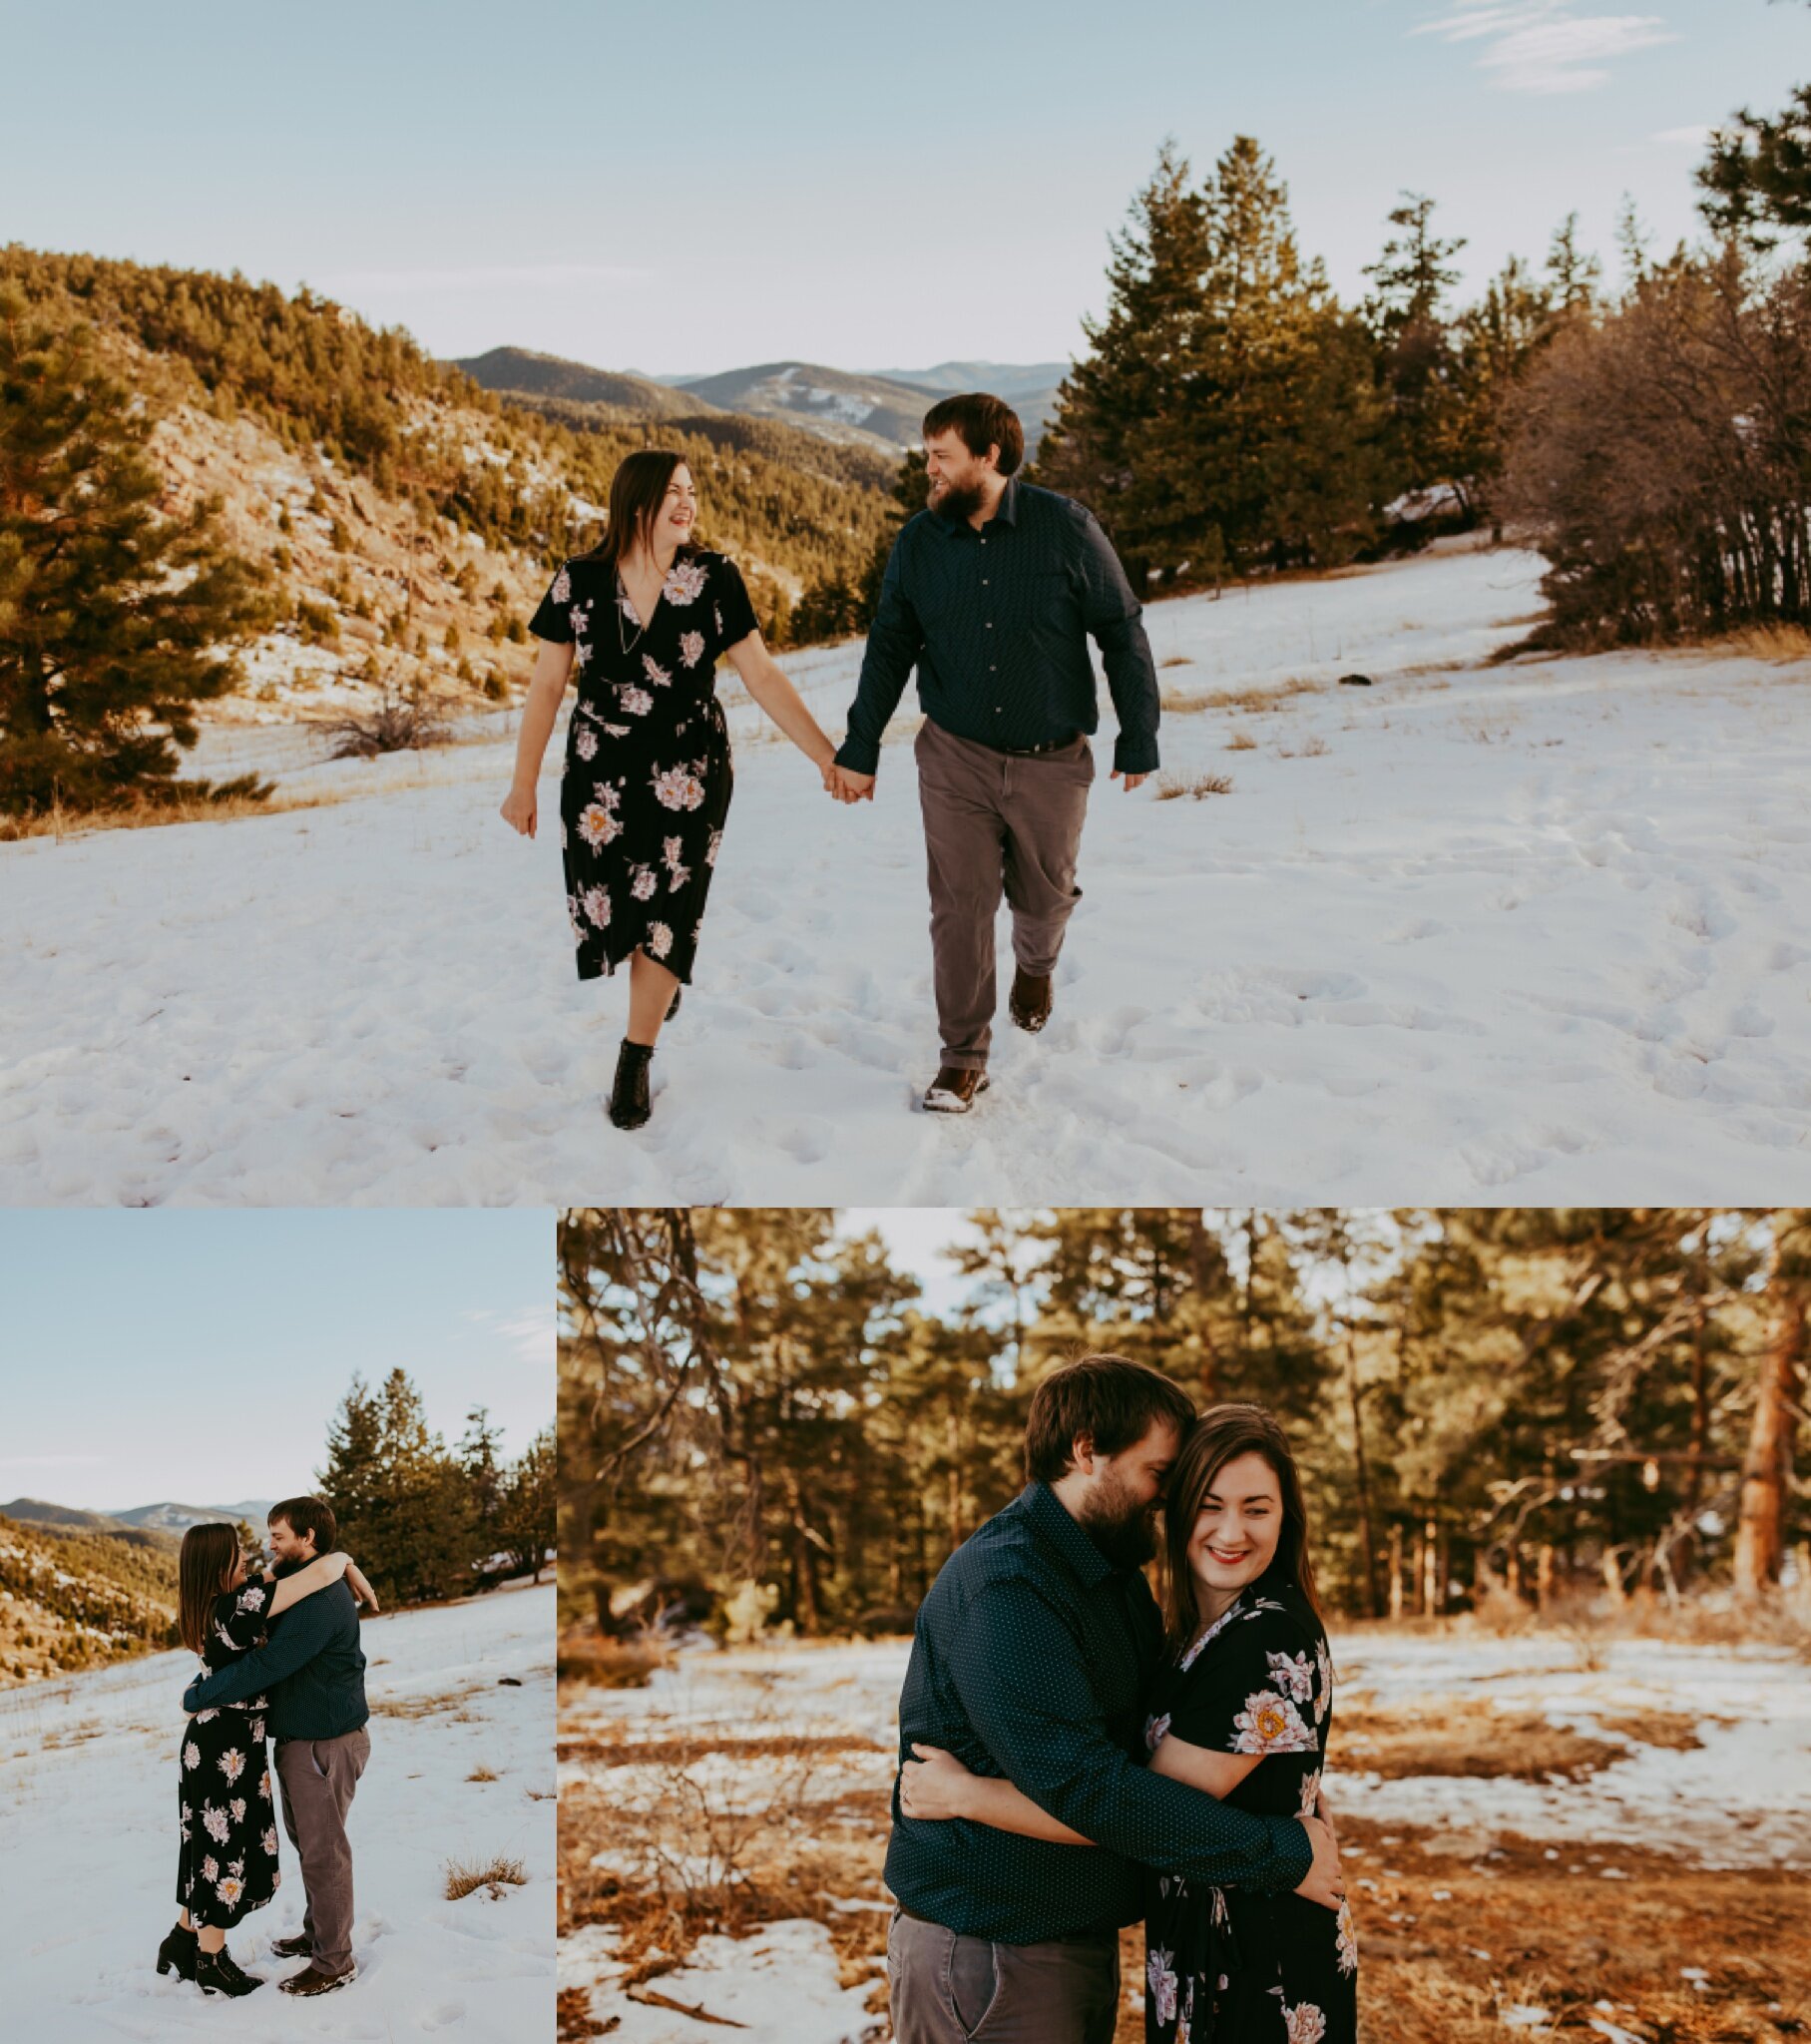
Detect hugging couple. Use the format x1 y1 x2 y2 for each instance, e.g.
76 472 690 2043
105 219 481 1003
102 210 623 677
154 1495 373 1999
887 1357 1357 2044
500 391 1160 1130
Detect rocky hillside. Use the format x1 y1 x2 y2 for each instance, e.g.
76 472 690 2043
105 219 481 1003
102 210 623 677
0 1512 180 1685
4 248 908 728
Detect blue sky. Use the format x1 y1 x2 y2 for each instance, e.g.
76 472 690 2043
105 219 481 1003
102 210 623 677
0 1211 554 1512
4 0 1801 374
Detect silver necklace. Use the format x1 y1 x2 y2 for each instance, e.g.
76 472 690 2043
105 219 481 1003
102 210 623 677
617 552 672 658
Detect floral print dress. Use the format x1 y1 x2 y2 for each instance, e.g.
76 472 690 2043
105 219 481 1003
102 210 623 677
176 1580 281 1928
1141 1569 1357 2044
531 548 759 985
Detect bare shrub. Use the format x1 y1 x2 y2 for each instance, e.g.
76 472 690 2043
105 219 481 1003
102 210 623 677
1225 731 1257 751
1500 247 1811 646
316 681 455 759
444 1852 527 1900
1154 770 1234 800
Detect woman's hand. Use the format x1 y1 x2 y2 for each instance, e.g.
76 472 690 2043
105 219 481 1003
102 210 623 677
898 1742 978 1820
500 782 537 838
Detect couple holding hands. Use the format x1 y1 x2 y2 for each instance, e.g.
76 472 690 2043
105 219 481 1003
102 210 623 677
499 392 1161 1131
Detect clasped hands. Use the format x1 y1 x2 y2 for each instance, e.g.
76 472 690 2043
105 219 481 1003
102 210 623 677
818 758 875 804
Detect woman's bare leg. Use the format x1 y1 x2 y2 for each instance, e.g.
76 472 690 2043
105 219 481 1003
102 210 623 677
197 1924 225 1954
179 1909 194 1932
626 949 679 1047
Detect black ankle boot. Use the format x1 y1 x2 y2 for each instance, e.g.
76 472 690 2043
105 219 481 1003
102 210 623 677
196 1947 263 1997
156 1922 198 1981
609 1040 655 1130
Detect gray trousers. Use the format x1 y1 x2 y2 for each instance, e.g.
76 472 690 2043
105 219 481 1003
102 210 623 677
888 1905 1120 2044
274 1728 369 1976
916 719 1095 1071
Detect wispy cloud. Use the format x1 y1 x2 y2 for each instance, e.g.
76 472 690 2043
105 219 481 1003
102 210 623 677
313 262 651 297
464 1303 556 1366
1412 1 1678 94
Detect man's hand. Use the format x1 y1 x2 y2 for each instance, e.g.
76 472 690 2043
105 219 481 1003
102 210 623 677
898 1742 974 1819
1294 1812 1345 1911
1112 769 1149 792
829 764 876 803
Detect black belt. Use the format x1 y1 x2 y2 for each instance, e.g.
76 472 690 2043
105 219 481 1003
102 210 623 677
895 1902 1115 1946
977 729 1084 759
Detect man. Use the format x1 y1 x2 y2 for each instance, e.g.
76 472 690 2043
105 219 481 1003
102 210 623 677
885 1354 1342 2044
183 1496 371 1998
830 393 1160 1113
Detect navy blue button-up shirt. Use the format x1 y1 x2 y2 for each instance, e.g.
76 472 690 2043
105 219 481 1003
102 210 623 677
885 1483 1313 1944
836 478 1161 776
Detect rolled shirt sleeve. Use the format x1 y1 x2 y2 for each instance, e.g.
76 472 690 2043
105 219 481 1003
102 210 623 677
951 1578 1312 1894
183 1597 328 1714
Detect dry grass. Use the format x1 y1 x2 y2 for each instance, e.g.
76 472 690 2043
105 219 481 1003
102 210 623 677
1225 731 1257 751
444 1852 527 1901
466 1764 500 1783
558 1631 675 1690
1164 676 1323 717
560 1679 1810 2044
1279 734 1331 759
376 1679 491 1722
1154 770 1234 801
1715 622 1811 664
1330 1700 1627 1783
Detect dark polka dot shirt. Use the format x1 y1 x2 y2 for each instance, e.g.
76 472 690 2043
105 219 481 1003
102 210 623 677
836 477 1161 776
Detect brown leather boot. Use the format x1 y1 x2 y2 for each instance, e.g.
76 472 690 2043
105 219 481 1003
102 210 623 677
1010 967 1053 1032
278 1963 357 1997
923 1067 991 1114
269 1933 312 1960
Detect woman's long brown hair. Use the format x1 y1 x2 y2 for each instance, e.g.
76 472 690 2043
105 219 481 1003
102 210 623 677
579 448 699 573
178 1522 241 1657
1160 1401 1324 1657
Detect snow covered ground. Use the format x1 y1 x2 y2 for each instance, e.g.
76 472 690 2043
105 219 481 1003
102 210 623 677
2 1578 554 2043
4 541 1808 1205
560 1626 1811 2042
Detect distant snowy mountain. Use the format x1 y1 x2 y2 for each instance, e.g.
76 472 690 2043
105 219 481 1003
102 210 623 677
870 358 1069 401
451 345 719 420
666 360 933 452
105 1500 280 1533
4 1497 281 1535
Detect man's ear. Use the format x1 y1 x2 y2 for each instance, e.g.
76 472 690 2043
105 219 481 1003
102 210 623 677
1071 1429 1096 1476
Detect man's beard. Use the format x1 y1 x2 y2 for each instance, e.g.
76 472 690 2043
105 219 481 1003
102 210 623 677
931 476 987 523
1076 1469 1160 1570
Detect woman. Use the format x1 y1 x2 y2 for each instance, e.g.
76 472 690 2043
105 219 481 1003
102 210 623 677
901 1404 1357 2044
499 449 847 1130
155 1524 377 1998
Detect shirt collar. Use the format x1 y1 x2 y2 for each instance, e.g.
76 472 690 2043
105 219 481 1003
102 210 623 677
930 473 1020 538
1025 1480 1117 1588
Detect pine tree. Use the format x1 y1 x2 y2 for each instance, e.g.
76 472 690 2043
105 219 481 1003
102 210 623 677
500 1426 556 1583
1696 83 1811 251
1361 194 1470 507
1036 141 1212 586
0 289 272 814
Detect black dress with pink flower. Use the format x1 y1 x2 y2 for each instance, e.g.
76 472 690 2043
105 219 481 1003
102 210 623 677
176 1580 281 1929
531 548 760 985
1141 1569 1357 2044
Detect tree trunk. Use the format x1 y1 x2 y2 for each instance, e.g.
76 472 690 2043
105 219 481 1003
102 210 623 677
1536 1542 1555 1610
1388 1524 1404 1621
1734 1250 1808 1594
1344 1322 1379 1616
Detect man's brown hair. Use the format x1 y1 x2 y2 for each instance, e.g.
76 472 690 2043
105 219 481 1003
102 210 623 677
1023 1352 1197 1485
922 392 1025 477
268 1494 337 1554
